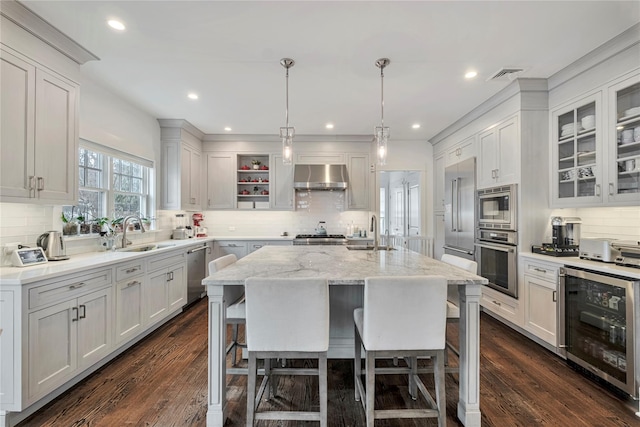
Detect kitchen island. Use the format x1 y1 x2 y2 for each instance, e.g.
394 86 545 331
202 245 487 427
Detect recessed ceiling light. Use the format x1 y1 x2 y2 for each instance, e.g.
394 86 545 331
465 70 478 79
412 124 421 129
325 123 334 129
224 127 232 132
107 19 125 31
187 93 198 100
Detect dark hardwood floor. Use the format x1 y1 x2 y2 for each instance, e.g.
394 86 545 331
18 297 639 426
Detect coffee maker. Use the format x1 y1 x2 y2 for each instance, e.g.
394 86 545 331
551 216 582 247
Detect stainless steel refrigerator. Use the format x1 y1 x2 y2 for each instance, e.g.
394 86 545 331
444 157 476 260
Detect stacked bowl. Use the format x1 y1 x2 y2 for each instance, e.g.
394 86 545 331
561 122 583 138
581 115 595 130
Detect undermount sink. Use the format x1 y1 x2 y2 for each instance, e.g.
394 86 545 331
117 243 176 252
346 245 395 251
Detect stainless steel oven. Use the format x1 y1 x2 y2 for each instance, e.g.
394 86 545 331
475 234 518 298
477 184 517 230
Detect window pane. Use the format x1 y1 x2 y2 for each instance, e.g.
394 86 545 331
113 174 121 191
121 176 130 192
79 149 86 166
114 194 141 218
79 190 104 221
132 163 142 177
79 169 85 187
132 177 141 193
122 160 131 176
87 169 101 188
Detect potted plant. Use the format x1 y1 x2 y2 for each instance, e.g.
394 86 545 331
61 212 79 236
251 159 261 170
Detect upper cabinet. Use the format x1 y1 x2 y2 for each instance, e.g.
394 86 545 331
551 93 603 206
478 116 519 189
1 49 78 204
0 4 97 205
346 153 370 210
608 73 640 203
270 154 294 210
159 120 204 211
206 153 235 209
550 70 640 207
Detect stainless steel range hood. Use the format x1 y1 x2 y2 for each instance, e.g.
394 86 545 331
293 164 349 191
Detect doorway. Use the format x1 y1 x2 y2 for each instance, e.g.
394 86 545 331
379 171 421 237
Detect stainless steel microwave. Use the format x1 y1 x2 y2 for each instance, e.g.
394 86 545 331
476 184 517 230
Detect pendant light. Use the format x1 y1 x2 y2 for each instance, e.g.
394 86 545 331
280 58 295 165
374 58 390 166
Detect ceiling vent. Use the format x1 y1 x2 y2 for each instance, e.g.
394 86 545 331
487 67 525 81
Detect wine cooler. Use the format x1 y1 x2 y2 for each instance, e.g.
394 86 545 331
559 266 638 398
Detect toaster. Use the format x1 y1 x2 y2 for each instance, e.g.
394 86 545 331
579 238 620 263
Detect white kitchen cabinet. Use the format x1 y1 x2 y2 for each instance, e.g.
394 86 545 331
270 154 294 209
28 286 112 402
551 93 603 206
0 291 15 406
114 261 145 345
0 48 78 204
478 116 518 188
346 153 370 210
296 152 346 164
522 258 560 347
607 72 640 203
481 285 522 327
214 240 248 259
206 153 236 209
145 252 186 326
159 121 204 211
446 136 476 167
247 240 292 254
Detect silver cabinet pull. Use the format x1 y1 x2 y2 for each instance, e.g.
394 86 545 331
595 184 601 197
125 267 140 274
609 183 614 196
533 267 547 273
37 176 44 191
69 282 86 290
552 291 557 302
126 280 140 288
492 300 502 307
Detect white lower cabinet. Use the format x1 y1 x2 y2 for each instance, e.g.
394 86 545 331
28 286 112 402
0 291 15 406
214 240 248 259
522 257 560 347
115 278 144 345
481 285 522 326
145 253 187 326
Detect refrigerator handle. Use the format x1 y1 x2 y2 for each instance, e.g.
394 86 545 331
450 178 458 231
456 177 461 232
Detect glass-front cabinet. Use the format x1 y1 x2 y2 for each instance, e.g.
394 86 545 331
608 73 640 202
552 93 602 205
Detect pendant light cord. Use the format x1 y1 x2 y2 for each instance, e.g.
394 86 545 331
285 66 290 128
380 65 384 127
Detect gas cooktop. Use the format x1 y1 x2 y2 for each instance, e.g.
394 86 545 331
295 234 346 239
293 234 348 245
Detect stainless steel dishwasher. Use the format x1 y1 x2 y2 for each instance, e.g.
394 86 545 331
186 242 210 305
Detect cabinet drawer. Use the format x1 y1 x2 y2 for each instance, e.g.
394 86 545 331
481 288 519 324
115 261 145 282
147 251 185 273
523 260 559 282
29 269 112 310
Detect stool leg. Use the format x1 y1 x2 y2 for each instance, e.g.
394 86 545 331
354 324 362 402
319 353 328 427
409 356 418 400
231 323 239 366
365 352 375 427
246 352 257 427
434 350 446 427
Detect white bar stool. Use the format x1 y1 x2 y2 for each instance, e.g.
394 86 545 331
441 254 478 371
353 275 448 427
245 277 329 427
208 254 245 369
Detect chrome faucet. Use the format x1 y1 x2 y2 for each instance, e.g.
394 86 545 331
370 214 378 250
121 215 146 248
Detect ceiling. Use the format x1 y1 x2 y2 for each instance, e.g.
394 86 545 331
20 1 640 142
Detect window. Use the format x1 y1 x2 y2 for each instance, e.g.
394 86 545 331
63 142 153 235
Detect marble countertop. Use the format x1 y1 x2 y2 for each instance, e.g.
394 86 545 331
0 238 215 285
203 245 487 286
521 252 640 280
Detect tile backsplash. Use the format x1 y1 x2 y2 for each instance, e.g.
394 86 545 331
548 207 640 242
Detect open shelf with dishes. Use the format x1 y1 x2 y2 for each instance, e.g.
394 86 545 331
236 154 271 209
